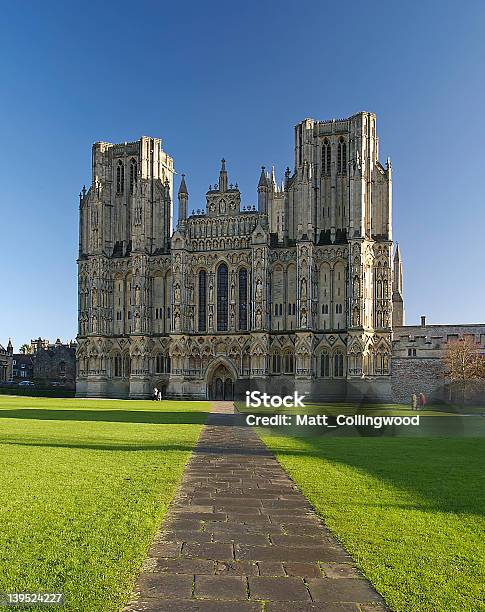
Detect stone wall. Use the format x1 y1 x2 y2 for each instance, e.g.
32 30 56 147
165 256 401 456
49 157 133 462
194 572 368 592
391 357 446 404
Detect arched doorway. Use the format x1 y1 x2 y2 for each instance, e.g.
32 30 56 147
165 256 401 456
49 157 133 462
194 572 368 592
209 364 234 400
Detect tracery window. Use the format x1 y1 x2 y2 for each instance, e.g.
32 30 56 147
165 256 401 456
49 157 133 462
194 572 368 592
334 352 344 377
284 352 294 374
337 137 347 175
217 263 228 331
129 158 137 194
198 270 207 332
238 268 248 331
272 352 281 373
114 354 122 377
320 353 330 377
116 160 124 193
322 138 331 175
156 354 170 374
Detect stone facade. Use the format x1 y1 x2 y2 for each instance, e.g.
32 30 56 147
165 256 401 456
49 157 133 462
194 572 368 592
31 338 77 388
76 113 406 401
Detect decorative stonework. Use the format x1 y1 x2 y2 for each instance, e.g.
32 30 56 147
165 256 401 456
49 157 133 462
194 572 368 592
77 113 401 402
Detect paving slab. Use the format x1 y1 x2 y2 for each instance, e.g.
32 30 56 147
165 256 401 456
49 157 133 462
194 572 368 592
125 402 388 611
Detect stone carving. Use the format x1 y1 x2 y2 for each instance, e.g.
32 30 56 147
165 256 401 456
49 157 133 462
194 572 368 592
77 116 397 400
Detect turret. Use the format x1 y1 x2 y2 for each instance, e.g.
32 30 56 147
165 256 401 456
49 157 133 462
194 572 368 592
257 166 268 213
178 174 188 225
392 243 405 326
219 159 228 192
7 339 13 356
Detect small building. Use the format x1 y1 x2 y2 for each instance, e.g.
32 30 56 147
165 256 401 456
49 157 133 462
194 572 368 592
32 338 77 388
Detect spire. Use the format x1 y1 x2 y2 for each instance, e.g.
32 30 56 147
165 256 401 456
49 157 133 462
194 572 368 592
258 166 268 188
271 166 276 190
392 243 405 325
219 158 228 192
7 338 13 355
258 166 269 213
178 173 188 196
178 174 188 225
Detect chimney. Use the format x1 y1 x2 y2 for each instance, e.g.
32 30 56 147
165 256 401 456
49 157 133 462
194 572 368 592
421 315 426 327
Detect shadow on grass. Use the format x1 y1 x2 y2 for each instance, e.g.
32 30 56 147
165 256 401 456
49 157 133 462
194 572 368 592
266 436 485 516
0 440 198 452
0 408 211 425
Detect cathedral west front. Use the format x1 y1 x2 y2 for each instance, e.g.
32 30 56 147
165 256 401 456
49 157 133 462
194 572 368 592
76 112 405 401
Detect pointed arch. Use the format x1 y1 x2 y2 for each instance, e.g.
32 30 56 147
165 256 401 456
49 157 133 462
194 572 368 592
116 160 124 194
216 262 228 331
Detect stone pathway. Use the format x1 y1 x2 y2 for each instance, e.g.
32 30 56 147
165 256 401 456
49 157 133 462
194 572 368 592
125 402 387 611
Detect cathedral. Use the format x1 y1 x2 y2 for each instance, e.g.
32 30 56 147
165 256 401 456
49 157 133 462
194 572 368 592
76 112 404 401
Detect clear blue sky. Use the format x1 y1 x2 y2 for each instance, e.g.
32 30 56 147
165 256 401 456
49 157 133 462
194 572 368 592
1 0 484 350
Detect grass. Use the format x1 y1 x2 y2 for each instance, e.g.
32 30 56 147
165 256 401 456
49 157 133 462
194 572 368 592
259 431 485 612
0 395 210 611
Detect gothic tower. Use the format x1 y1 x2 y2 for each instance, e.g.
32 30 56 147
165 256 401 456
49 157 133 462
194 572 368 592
76 137 174 398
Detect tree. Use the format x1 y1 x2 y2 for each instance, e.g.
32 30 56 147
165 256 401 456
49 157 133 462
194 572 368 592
443 337 485 404
19 343 32 355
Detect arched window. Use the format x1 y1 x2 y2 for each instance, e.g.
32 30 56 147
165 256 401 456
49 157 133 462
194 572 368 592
116 160 124 194
284 352 294 374
337 137 347 175
156 353 170 374
334 352 344 377
122 354 131 377
238 268 248 330
322 138 331 175
198 270 207 332
129 158 137 194
217 264 228 331
376 351 389 374
320 353 330 377
114 354 122 377
272 352 281 374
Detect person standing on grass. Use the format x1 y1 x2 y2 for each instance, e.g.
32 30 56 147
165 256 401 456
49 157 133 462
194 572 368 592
157 389 162 401
411 393 418 410
153 387 158 401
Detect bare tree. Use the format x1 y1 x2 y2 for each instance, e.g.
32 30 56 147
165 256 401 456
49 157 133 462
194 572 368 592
443 337 485 404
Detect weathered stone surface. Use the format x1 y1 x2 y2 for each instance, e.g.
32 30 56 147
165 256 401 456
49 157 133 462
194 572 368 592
248 577 310 601
195 575 248 600
283 562 323 578
306 578 383 603
133 573 193 599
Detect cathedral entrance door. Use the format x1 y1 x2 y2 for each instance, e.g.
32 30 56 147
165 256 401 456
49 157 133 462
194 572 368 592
215 377 224 400
209 364 234 401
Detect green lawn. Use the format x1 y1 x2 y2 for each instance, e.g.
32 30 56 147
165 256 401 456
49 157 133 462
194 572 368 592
260 431 485 612
0 395 210 611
